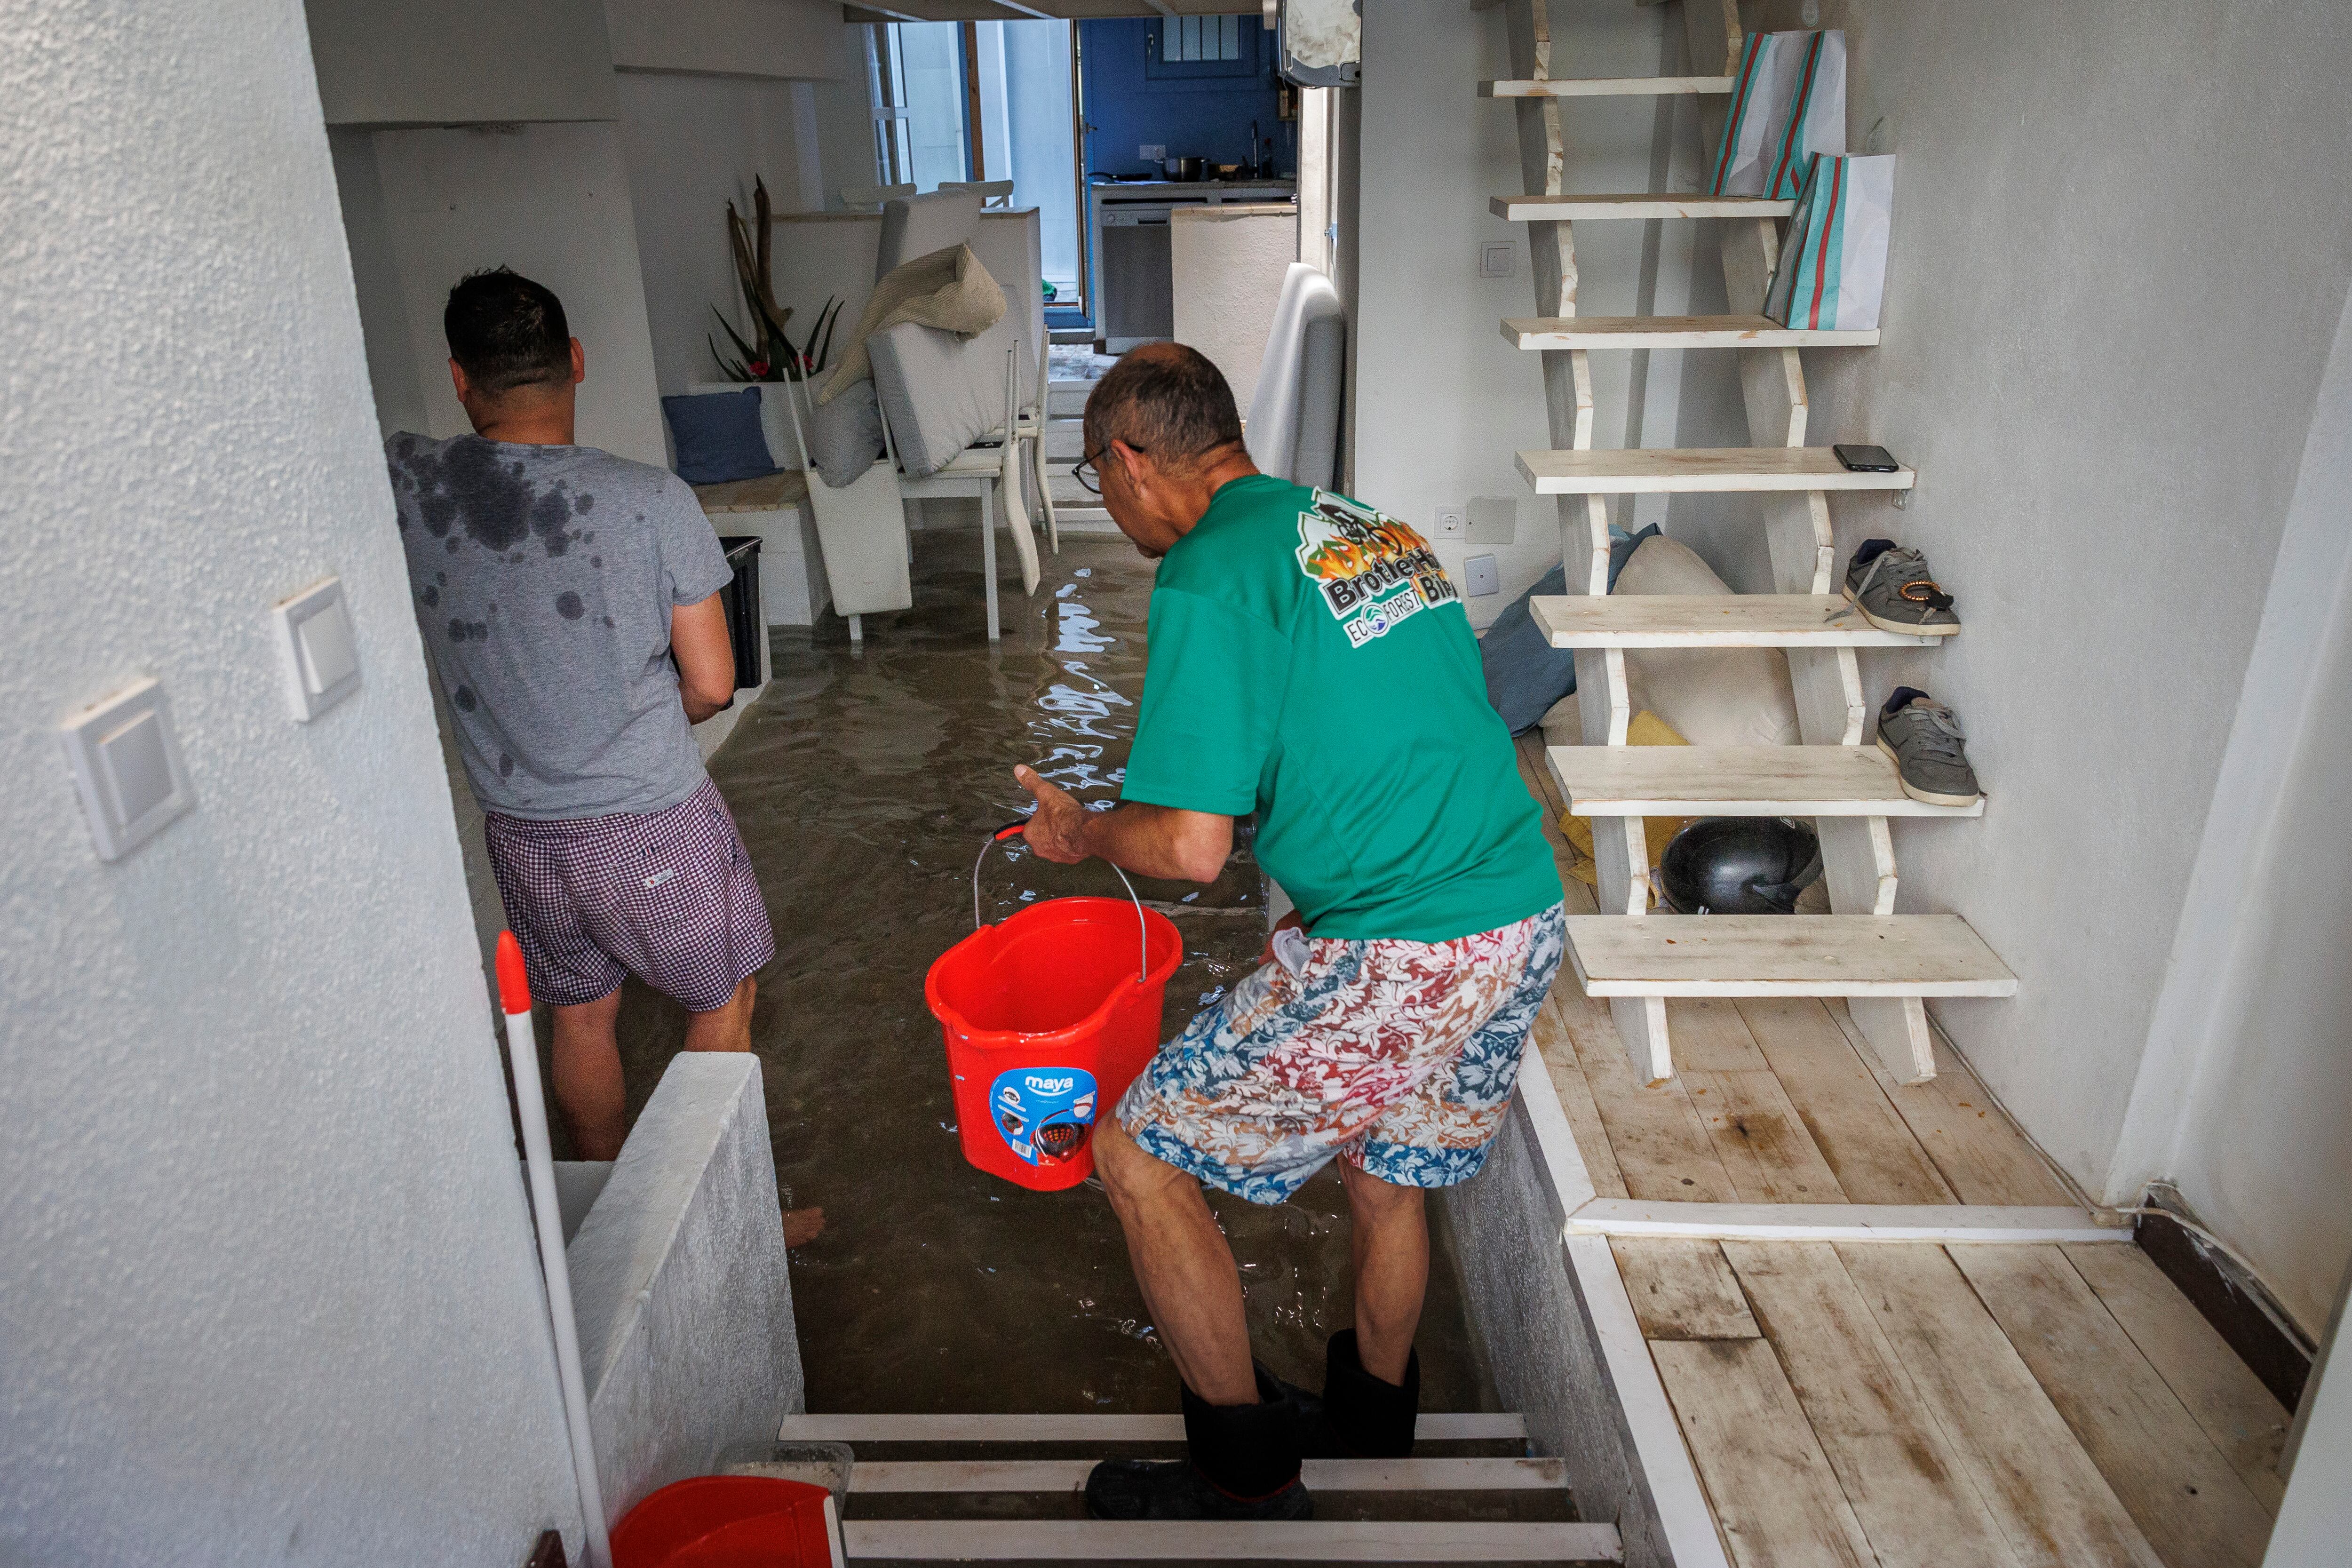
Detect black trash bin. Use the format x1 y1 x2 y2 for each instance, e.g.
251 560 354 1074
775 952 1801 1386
716 535 764 691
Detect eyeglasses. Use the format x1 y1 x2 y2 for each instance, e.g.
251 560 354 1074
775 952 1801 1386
1073 442 1144 496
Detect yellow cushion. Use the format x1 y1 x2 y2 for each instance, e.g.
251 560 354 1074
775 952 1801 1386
1561 710 1690 902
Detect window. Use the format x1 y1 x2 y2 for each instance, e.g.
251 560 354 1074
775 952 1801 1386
1146 14 1262 80
866 22 972 190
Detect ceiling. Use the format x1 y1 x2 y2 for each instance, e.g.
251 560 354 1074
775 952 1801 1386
844 2 1275 22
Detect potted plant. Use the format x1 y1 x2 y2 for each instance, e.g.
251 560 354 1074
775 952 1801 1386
708 176 842 383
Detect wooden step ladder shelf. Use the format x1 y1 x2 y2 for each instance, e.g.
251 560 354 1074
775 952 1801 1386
1564 914 2019 999
1479 76 1734 97
780 1412 1527 1443
844 1457 1568 1494
842 1519 1626 1562
1547 743 1986 818
1530 593 1949 647
1518 447 1917 494
1502 314 1881 350
1490 192 1795 222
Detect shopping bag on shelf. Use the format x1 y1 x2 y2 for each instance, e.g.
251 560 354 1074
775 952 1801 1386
1764 154 1895 331
1707 30 1847 199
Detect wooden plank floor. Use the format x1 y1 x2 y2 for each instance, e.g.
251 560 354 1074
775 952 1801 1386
1510 735 2289 1566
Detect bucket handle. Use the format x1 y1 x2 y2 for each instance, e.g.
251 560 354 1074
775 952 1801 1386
974 821 1151 986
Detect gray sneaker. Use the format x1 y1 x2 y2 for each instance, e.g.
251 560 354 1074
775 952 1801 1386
1845 540 1959 636
1877 688 1981 806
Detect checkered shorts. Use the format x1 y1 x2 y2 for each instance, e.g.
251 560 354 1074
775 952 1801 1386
1116 903 1565 1204
484 779 775 1011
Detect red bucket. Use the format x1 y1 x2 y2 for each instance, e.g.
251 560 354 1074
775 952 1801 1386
611 1475 839 1568
925 826 1182 1190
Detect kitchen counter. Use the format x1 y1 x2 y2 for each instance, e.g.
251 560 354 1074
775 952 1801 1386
1088 181 1297 350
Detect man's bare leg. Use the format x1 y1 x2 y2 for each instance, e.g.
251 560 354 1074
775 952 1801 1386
683 977 825 1246
550 989 627 1161
1094 1118 1257 1404
1339 1160 1428 1385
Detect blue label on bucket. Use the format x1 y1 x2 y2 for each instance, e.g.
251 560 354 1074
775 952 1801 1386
990 1067 1098 1167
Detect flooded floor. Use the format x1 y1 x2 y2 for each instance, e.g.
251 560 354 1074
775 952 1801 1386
614 525 1502 1417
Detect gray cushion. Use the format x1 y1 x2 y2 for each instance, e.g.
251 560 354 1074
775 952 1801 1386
876 191 984 281
1292 314 1346 492
803 381 886 489
869 319 1009 478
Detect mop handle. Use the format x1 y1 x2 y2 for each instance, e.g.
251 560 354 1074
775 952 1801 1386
496 935 613 1568
977 820 1149 985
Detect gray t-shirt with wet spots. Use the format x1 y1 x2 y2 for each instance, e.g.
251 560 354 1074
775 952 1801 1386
386 431 734 820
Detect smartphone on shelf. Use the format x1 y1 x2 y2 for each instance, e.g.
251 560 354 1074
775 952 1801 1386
1833 443 1901 472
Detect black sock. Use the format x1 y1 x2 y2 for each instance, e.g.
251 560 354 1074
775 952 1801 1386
1851 537 1897 569
1323 1329 1420 1459
1882 685 1931 720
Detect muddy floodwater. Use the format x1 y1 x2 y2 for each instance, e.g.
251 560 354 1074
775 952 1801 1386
614 529 1501 1416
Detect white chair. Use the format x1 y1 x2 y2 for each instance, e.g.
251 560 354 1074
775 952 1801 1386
775 376 912 646
841 183 917 212
939 179 1016 208
895 343 1041 643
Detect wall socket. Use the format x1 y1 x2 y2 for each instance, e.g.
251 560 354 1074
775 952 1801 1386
1139 143 1167 161
1464 555 1501 597
1432 504 1468 539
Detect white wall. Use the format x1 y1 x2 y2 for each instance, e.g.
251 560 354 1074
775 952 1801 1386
2111 285 2352 1333
605 0 842 79
1352 0 1664 627
305 0 619 126
327 127 430 437
0 0 585 1560
1172 205 1297 412
363 121 670 467
615 72 819 397
1673 0 2352 1200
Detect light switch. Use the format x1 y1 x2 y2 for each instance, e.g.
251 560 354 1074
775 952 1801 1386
1139 143 1167 162
271 577 361 721
1465 554 1501 597
1468 497 1518 545
1479 241 1516 279
62 677 196 861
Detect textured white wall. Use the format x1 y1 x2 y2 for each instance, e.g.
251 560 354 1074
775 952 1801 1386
304 0 620 126
1682 0 2352 1194
1352 0 1663 626
366 121 670 468
616 72 819 397
0 0 585 1561
1172 206 1297 413
2112 286 2352 1332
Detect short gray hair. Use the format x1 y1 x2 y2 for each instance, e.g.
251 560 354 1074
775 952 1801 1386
1081 344 1244 474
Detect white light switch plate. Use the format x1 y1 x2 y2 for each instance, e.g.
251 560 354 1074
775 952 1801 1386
271 576 361 722
61 677 196 862
1140 143 1167 162
1465 554 1501 597
1468 497 1518 545
1479 241 1515 279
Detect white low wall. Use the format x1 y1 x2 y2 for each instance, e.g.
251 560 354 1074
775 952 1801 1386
1171 204 1298 413
569 1052 804 1524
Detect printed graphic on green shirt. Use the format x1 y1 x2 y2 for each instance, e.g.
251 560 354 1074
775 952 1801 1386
1293 491 1460 648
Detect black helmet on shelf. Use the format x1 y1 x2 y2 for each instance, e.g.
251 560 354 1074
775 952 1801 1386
1658 817 1823 915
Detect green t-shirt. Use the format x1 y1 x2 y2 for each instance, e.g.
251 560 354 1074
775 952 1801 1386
1120 474 1561 943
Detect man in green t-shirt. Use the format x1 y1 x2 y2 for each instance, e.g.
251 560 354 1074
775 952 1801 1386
1015 343 1564 1521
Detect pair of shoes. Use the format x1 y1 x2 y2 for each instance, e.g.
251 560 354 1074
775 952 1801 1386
1268 1330 1422 1459
1845 539 1959 635
1084 1367 1313 1521
1879 687 1981 806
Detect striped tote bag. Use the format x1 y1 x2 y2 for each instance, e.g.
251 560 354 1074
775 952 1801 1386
1707 30 1848 199
1764 154 1896 332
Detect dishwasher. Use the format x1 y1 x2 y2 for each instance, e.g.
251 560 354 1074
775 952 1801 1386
1098 204 1174 353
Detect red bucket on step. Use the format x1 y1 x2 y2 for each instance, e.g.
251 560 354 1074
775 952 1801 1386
925 824 1183 1190
611 1475 840 1567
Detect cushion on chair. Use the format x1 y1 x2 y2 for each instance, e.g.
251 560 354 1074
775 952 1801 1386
1291 313 1347 492
662 390 778 485
1246 263 1347 484
869 319 1014 478
876 190 985 280
804 382 888 490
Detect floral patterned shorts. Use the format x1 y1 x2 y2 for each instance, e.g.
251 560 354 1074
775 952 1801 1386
1116 903 1565 1204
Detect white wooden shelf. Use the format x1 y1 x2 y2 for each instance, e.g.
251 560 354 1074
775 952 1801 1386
1547 744 1985 818
1530 594 1949 648
1561 1200 2126 1245
1517 446 1916 494
1502 314 1880 350
843 1519 1625 1562
1480 76 1735 97
1490 193 1795 222
846 1457 1567 1494
1564 915 2018 998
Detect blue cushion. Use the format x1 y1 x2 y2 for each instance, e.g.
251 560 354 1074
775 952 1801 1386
1480 525 1660 735
662 389 779 486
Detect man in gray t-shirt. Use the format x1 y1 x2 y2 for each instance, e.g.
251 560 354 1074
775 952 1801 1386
386 272 812 1244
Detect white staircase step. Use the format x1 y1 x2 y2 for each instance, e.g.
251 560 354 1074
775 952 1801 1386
846 1457 1565 1493
1548 745 1984 819
1565 915 2018 999
1479 76 1734 97
780 1412 1528 1443
1490 192 1795 222
1502 314 1879 350
1517 446 1915 494
843 1518 1624 1562
1530 594 1951 648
